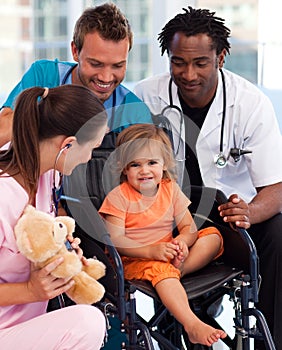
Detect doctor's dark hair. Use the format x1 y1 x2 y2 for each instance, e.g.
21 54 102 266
0 84 107 197
158 6 231 56
73 3 133 52
115 124 177 183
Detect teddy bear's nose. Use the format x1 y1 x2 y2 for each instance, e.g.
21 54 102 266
59 223 63 228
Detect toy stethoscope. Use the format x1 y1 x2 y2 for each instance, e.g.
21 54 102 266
161 69 252 168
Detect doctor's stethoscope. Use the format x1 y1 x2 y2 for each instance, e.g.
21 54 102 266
161 69 252 168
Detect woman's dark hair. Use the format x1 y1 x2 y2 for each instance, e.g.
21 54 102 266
158 6 231 56
73 3 133 52
0 84 107 197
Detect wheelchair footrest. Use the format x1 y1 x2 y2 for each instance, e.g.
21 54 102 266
235 326 264 340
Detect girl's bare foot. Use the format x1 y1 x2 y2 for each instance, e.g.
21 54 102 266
171 255 184 269
185 317 227 346
171 248 187 270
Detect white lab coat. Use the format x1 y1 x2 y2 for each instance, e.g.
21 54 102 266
134 69 282 202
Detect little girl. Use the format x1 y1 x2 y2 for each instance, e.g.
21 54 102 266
99 123 226 346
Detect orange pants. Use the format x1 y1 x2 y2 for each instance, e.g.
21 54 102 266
122 226 223 287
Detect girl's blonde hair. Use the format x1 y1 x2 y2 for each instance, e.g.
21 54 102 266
116 124 177 183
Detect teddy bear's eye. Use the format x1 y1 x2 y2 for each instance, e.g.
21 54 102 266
59 223 63 228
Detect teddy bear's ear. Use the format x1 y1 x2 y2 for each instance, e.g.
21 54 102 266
16 230 33 255
21 204 37 217
55 216 75 235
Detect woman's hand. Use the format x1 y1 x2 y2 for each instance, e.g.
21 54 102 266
26 259 75 302
218 194 251 229
66 235 89 265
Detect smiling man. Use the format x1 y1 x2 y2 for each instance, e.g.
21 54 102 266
134 6 282 350
0 2 152 147
71 31 128 103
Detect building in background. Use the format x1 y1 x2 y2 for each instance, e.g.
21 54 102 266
0 0 33 101
33 0 69 61
1 0 282 131
196 0 258 83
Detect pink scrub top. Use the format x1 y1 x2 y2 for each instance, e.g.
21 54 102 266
0 171 54 329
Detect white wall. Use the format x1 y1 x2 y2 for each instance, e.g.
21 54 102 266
151 0 196 75
258 0 282 89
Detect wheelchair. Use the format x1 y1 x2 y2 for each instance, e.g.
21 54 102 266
62 130 276 350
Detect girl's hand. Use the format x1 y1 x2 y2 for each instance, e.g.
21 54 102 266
150 242 179 262
27 259 75 302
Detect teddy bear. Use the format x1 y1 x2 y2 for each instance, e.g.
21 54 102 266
14 205 106 305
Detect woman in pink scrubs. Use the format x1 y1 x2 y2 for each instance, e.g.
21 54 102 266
0 85 108 349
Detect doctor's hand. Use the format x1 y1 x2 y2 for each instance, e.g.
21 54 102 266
218 194 251 229
66 235 89 266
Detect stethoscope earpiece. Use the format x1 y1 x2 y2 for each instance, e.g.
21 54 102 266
64 143 72 150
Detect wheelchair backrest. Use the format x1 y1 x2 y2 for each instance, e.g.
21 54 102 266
86 131 118 209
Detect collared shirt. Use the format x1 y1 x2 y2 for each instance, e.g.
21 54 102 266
2 59 153 133
134 69 282 202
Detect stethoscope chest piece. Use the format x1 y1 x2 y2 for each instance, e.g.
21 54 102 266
214 153 228 168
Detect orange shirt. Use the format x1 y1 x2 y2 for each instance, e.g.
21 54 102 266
99 179 191 245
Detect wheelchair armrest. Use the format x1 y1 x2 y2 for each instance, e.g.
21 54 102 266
215 188 259 297
104 237 126 320
189 186 260 303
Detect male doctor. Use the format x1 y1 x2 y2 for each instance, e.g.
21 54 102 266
134 6 282 349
